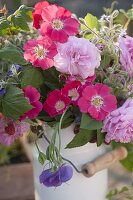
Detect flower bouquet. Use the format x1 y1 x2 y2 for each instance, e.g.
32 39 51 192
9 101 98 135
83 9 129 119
0 1 133 199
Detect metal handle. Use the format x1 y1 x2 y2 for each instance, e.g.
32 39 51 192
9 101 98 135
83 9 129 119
82 146 128 178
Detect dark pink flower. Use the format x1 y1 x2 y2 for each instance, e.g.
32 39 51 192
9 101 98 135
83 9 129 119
78 83 117 121
62 81 82 106
23 36 57 70
0 116 30 146
43 90 71 117
21 85 43 120
40 5 80 43
33 1 50 29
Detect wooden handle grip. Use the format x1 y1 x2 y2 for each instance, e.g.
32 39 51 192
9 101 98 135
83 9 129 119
82 146 128 178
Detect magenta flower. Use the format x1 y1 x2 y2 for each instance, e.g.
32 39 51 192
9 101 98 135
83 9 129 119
0 116 30 146
78 83 117 121
54 36 101 79
43 90 71 117
33 1 50 29
21 85 43 120
23 36 57 70
62 81 82 106
102 98 133 143
119 36 133 77
39 164 73 187
40 4 80 43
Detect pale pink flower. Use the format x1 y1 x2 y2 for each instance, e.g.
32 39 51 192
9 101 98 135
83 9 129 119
54 36 101 79
102 98 133 143
119 36 133 77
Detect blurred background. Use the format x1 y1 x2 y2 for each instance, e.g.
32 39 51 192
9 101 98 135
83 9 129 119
0 0 133 17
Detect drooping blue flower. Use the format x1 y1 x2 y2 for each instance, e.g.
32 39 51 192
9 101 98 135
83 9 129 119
39 164 73 187
0 88 6 96
7 64 22 77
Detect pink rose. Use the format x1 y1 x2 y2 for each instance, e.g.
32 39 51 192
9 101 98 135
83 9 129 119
119 36 133 77
54 36 101 79
102 98 133 143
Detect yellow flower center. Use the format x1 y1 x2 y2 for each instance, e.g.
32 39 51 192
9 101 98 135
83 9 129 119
68 88 79 100
91 96 103 109
52 19 64 30
55 100 65 112
34 45 48 59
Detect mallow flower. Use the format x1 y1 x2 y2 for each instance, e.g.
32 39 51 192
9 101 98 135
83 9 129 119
39 164 73 187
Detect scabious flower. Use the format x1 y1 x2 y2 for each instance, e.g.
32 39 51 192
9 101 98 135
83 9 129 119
62 81 82 106
40 4 80 43
21 85 43 120
23 36 57 70
43 90 71 117
39 164 73 187
78 83 117 121
102 98 133 143
0 116 30 146
119 36 133 77
33 1 50 29
54 36 101 79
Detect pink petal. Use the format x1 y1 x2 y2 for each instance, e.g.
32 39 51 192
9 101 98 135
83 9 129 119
42 5 58 22
26 101 43 119
82 86 97 101
97 110 108 121
64 18 80 35
95 83 110 97
88 106 99 120
23 86 40 103
102 95 117 112
78 97 89 112
51 29 68 43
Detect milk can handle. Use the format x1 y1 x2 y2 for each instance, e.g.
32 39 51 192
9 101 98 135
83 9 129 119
82 146 128 178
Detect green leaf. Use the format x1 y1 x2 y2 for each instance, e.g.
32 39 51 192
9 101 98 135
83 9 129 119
120 152 133 172
2 86 32 120
80 113 103 130
21 67 44 88
66 128 96 148
97 129 104 147
127 8 133 20
38 152 47 165
0 17 10 35
0 44 27 65
81 13 100 31
11 14 30 31
17 5 33 21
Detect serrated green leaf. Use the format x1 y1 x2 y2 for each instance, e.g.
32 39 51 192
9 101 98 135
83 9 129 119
80 113 103 130
38 152 47 165
2 86 32 120
0 44 27 65
66 128 96 148
21 67 44 88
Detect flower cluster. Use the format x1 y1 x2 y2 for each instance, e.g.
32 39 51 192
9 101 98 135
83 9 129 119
0 0 133 188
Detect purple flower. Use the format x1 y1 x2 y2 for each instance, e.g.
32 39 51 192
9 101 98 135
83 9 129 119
39 164 73 187
119 36 133 77
0 116 30 146
0 88 6 96
7 64 22 77
102 98 133 143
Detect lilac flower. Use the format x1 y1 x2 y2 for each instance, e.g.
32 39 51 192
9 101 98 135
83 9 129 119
39 164 73 187
102 98 133 143
7 64 22 77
